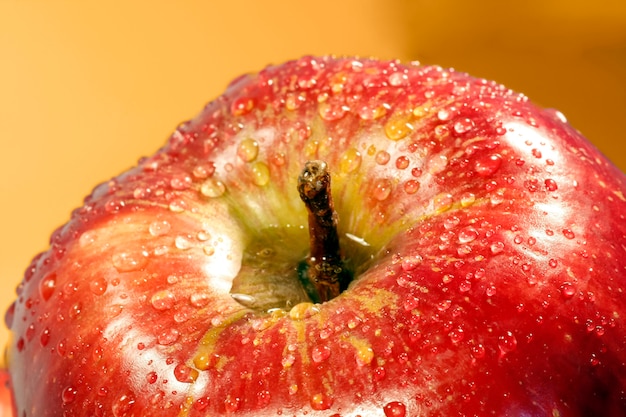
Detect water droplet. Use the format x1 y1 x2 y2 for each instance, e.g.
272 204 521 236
149 220 171 237
310 393 333 411
490 241 505 254
471 343 486 360
174 363 199 383
170 174 192 190
372 179 393 201
437 109 451 121
460 192 476 207
401 254 423 271
549 258 558 268
112 251 147 272
474 154 502 177
192 163 215 179
62 386 78 404
486 285 497 297
157 328 180 345
562 229 575 240
560 282 576 299
449 328 465 345
146 371 158 384
545 178 558 191
151 291 176 311
428 154 448 174
395 156 410 170
383 401 407 417
403 179 420 194
40 273 57 301
358 103 387 120
311 344 331 363
340 148 362 174
194 396 211 412
230 96 255 116
385 114 414 141
90 277 108 296
458 227 479 243
433 193 453 213
498 331 518 356
375 150 391 165
190 293 210 308
453 117 475 135
251 161 270 186
112 393 136 417
237 138 259 162
200 178 226 198
175 236 192 250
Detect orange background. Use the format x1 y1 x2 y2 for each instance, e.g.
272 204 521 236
1 1 625 363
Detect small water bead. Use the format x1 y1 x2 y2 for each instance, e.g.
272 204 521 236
562 229 575 240
170 174 192 190
460 192 476 207
149 220 171 237
200 178 226 198
544 178 558 191
151 291 176 311
40 273 57 301
372 179 393 201
453 117 475 135
311 344 331 363
385 114 414 141
112 251 147 272
433 193 454 213
175 236 192 250
157 328 180 345
310 393 333 411
428 154 448 174
230 96 255 116
340 148 362 174
251 161 270 186
168 199 187 213
174 363 199 383
395 156 410 170
192 164 215 179
237 138 259 162
62 386 78 404
375 150 391 165
383 401 407 417
458 227 479 244
474 154 502 177
89 277 108 296
403 180 420 194
498 331 518 356
357 103 388 120
490 241 505 254
548 258 558 268
560 282 576 299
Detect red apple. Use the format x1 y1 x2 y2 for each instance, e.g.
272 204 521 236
5 56 626 416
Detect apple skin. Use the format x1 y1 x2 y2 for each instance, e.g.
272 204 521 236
0 369 14 417
5 56 626 416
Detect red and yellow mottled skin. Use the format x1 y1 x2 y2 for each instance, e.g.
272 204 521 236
6 56 626 416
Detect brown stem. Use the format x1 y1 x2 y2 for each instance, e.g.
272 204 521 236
297 161 348 302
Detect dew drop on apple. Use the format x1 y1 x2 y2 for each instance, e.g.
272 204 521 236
545 178 558 191
490 241 505 254
474 154 503 177
251 161 270 186
383 400 407 417
151 290 176 310
549 258 558 268
460 192 476 207
453 117 475 135
310 393 333 411
237 138 259 162
157 328 180 345
311 344 331 363
433 193 453 212
149 220 171 237
458 227 478 243
224 395 242 413
562 228 575 239
384 114 414 141
39 273 57 301
146 371 158 384
498 331 518 356
200 178 226 198
403 179 420 194
112 251 147 272
190 293 210 308
560 282 576 299
340 147 362 174
62 386 78 405
174 363 199 383
376 150 391 165
372 178 393 201
90 276 108 296
112 392 136 417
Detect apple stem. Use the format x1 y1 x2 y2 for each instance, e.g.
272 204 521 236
298 160 349 303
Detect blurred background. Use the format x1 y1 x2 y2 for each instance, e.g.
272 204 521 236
1 0 625 362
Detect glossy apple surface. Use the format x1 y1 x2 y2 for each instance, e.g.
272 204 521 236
6 56 626 416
